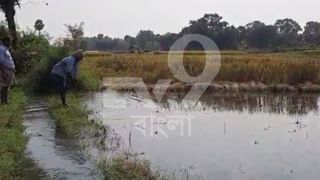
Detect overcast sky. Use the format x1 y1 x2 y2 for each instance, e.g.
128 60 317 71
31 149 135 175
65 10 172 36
1 0 319 38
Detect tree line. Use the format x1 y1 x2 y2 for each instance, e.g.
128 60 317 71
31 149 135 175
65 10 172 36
0 1 319 52
82 13 320 52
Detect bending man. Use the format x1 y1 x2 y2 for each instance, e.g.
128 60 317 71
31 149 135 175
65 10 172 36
51 50 84 106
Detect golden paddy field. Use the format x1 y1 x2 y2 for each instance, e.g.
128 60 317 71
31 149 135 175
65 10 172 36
81 51 320 86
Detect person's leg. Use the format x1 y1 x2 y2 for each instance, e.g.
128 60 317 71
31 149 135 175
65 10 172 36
60 89 67 106
0 87 3 104
58 77 67 106
1 86 8 104
51 74 67 106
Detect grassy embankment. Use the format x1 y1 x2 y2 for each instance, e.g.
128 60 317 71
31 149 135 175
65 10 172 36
0 89 27 178
83 51 320 86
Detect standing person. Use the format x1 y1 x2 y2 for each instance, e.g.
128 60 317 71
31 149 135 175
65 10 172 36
51 50 84 106
0 37 15 105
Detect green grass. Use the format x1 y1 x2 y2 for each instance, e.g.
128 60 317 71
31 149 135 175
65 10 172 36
0 89 27 178
78 58 101 91
99 156 172 180
49 94 93 137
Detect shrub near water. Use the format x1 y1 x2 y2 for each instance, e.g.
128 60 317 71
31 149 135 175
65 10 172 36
82 52 320 85
78 57 101 91
22 46 70 93
99 157 161 180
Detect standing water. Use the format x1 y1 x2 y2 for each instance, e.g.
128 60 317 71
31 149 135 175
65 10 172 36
87 90 320 180
23 100 101 179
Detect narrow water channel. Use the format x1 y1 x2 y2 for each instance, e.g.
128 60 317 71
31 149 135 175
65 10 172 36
23 99 101 180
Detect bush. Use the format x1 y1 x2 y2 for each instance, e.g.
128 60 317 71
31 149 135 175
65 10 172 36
14 32 50 74
99 157 160 180
21 46 69 93
31 47 69 93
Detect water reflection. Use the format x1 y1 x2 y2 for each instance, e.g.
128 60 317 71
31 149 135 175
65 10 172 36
86 91 320 180
159 92 320 115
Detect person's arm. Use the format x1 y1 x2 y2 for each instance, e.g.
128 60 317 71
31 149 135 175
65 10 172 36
66 72 75 86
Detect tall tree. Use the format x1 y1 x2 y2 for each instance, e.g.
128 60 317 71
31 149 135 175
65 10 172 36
65 22 84 40
275 18 302 47
95 36 113 51
216 25 239 49
246 21 278 49
136 30 158 50
64 22 85 50
156 33 178 51
181 13 228 38
124 35 136 46
97 33 104 40
0 0 20 49
303 21 320 45
180 13 238 49
237 26 247 48
34 19 45 36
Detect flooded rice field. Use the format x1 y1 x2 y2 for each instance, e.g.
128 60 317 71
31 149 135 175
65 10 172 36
86 90 320 180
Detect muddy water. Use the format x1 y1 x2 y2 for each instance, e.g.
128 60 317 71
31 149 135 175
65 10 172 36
23 100 101 180
87 91 320 180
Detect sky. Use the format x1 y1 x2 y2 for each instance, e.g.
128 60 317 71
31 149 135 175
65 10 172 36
1 0 320 39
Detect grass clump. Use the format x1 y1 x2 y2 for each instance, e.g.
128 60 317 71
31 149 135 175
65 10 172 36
78 57 101 91
49 94 92 137
99 157 167 180
0 89 27 178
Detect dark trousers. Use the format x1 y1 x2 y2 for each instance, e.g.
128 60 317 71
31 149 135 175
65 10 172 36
0 86 8 104
51 74 67 105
